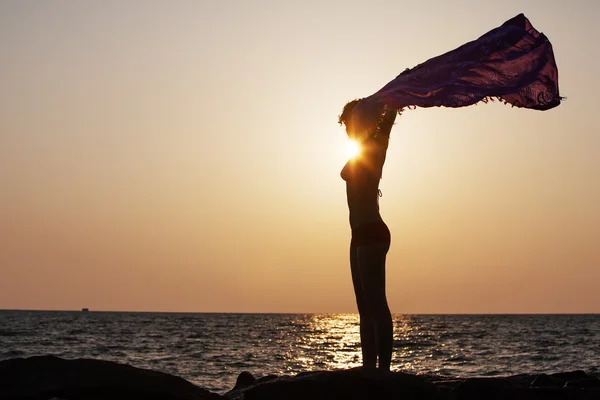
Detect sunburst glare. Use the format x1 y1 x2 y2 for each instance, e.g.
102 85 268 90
346 139 361 159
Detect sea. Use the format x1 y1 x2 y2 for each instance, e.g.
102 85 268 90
1 311 599 393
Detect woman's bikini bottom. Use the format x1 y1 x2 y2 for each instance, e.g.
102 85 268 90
351 220 391 247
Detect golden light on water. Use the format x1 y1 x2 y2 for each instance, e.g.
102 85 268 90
289 314 362 371
284 314 424 373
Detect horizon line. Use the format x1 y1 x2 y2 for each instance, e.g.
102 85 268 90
1 308 599 316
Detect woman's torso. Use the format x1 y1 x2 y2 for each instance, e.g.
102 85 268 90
341 137 388 230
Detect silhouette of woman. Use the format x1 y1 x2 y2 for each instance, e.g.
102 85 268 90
339 99 397 371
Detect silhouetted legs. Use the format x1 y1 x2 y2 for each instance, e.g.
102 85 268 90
350 242 392 370
350 245 376 367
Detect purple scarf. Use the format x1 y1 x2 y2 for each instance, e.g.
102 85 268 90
355 14 561 124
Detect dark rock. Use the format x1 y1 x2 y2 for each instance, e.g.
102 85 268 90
254 374 279 384
531 373 566 388
550 370 589 381
232 368 441 400
3 356 600 400
501 373 538 388
451 377 516 400
226 373 279 399
425 375 464 392
503 386 580 400
233 371 256 390
0 355 221 400
564 377 600 388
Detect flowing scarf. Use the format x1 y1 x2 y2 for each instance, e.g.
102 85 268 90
352 14 562 128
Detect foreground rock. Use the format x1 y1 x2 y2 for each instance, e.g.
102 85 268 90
227 369 600 400
1 356 599 399
226 368 441 400
0 355 221 399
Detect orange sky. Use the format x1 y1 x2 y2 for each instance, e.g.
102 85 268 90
1 1 598 313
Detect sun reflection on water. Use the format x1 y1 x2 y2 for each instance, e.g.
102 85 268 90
295 314 362 370
274 314 357 372
285 314 424 373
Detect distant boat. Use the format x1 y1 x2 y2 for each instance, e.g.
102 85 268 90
82 308 89 312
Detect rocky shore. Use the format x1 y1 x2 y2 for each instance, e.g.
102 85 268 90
1 355 599 399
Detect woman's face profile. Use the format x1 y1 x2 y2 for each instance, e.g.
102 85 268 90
343 115 354 134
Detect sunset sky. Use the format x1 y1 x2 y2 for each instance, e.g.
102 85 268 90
1 1 598 313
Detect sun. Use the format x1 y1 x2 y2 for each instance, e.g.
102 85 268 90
346 139 361 159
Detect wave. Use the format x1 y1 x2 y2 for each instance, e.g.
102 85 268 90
1 349 25 357
0 330 23 337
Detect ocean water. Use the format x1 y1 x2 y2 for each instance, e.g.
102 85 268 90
1 311 599 393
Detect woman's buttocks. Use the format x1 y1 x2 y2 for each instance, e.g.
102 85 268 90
350 219 390 247
348 191 389 247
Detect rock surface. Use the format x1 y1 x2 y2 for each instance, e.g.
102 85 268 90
227 369 600 400
2 355 600 399
0 355 221 399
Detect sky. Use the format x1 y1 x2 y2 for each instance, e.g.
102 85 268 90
0 0 598 314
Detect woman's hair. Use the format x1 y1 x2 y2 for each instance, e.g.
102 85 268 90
338 99 399 137
338 99 360 127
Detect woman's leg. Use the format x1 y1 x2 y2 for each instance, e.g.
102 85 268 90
357 242 393 370
350 245 377 368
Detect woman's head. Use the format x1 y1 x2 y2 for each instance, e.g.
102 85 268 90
338 99 361 134
339 99 398 140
